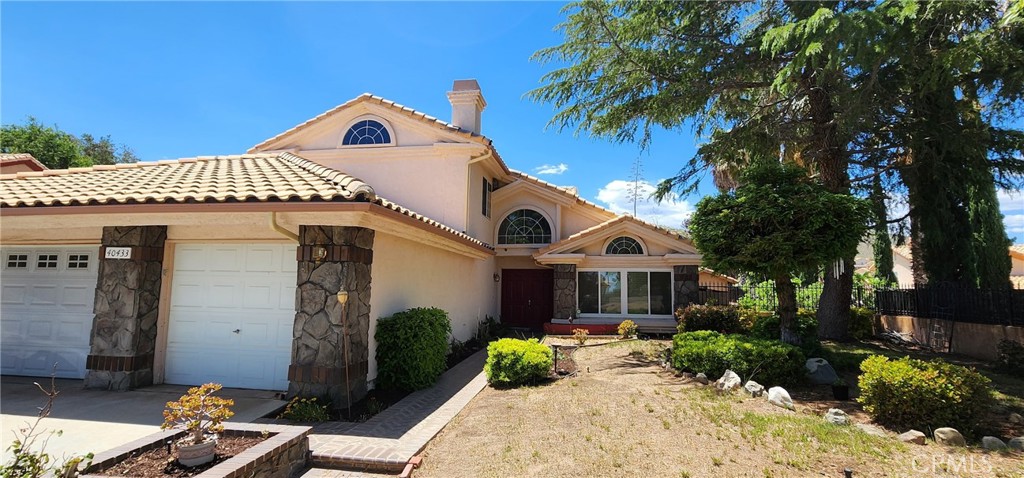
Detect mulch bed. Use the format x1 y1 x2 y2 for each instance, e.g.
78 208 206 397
552 345 578 376
94 435 267 478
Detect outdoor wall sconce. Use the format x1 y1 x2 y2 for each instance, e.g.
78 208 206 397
313 246 327 262
493 273 500 282
336 290 349 305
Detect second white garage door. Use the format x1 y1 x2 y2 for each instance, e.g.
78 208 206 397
165 243 296 390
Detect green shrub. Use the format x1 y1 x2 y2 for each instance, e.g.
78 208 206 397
996 339 1024 374
749 309 819 346
671 331 806 386
676 304 745 334
375 307 451 391
857 355 993 434
849 307 875 340
484 338 553 387
278 396 330 422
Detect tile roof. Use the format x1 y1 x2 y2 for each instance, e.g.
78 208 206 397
1011 244 1024 258
0 153 374 207
0 152 492 250
507 170 617 217
0 153 47 172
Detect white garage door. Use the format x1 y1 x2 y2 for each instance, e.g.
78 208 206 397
165 243 296 390
1 246 99 379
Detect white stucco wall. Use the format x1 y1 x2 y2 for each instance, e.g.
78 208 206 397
466 162 495 241
893 253 914 286
1011 255 1024 276
367 232 497 385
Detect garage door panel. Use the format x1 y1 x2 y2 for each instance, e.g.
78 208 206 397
166 243 294 390
0 246 97 379
175 246 209 271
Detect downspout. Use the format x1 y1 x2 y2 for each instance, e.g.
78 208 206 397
270 212 299 242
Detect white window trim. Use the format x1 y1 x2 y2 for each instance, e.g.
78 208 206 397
337 115 397 149
577 267 674 319
601 236 647 256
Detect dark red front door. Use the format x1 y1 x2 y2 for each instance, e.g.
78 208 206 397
501 269 554 330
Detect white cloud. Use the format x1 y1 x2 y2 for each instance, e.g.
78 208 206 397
534 163 568 175
596 179 694 229
999 189 1024 242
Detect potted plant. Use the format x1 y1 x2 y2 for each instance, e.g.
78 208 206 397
831 378 850 401
161 383 235 467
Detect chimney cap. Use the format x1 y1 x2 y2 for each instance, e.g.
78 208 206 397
452 79 482 92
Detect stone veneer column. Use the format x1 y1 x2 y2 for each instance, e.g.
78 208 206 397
85 226 167 390
289 225 374 408
673 265 700 311
552 264 577 320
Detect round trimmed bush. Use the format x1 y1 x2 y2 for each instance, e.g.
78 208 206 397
484 338 553 387
676 304 745 334
857 355 993 434
375 307 451 391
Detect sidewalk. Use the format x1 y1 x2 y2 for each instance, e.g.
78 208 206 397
304 349 488 474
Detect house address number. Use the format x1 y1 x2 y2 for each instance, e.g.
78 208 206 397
104 247 133 260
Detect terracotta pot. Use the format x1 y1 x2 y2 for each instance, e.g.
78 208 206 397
177 439 216 467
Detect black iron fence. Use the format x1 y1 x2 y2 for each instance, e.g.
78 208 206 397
875 284 1023 326
696 282 1023 326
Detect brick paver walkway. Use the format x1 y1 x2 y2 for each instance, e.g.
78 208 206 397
304 349 487 474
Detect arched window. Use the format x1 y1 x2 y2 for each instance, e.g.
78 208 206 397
605 236 644 255
342 120 391 145
498 209 552 245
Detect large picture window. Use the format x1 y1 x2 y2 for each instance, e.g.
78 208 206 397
578 270 672 316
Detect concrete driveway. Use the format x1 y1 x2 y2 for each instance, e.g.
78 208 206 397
0 376 286 463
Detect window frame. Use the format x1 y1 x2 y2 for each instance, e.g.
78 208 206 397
603 236 646 255
482 177 493 218
576 268 674 318
495 208 554 246
338 116 395 148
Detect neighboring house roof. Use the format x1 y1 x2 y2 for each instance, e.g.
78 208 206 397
247 93 511 174
699 268 739 284
0 152 491 251
1010 244 1024 259
536 215 696 256
0 153 47 173
892 244 913 260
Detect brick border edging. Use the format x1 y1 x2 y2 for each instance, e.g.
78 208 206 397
81 423 311 478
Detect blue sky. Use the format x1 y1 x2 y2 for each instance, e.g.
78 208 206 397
2 1 1021 239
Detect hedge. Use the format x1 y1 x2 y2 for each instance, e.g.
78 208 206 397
375 307 451 391
484 338 553 387
671 331 806 386
857 355 993 434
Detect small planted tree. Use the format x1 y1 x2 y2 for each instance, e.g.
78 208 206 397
688 161 869 344
161 383 234 466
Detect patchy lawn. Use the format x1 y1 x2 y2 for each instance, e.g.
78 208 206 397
417 340 1023 478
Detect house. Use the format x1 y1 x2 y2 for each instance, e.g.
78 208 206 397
858 241 1023 287
0 80 706 405
0 153 47 174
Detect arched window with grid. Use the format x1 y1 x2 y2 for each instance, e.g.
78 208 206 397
605 236 644 255
342 120 392 145
497 209 552 245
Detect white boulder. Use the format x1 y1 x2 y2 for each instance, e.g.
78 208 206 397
767 386 795 411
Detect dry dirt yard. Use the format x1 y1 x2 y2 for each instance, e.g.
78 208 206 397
417 340 1023 478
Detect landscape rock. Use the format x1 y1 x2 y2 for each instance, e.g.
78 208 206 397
1010 412 1023 425
982 436 1007 451
716 370 742 392
1008 437 1024 451
824 408 849 426
933 428 966 447
805 358 839 385
767 386 795 411
898 430 927 445
694 373 709 385
681 372 695 379
743 380 765 398
856 423 887 437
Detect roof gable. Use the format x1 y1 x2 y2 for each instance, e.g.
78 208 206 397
249 94 486 153
536 215 698 257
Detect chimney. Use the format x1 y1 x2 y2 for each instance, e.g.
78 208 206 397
447 79 486 135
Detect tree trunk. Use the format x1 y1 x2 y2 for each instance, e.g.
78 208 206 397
801 70 854 341
775 275 800 345
817 257 854 341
